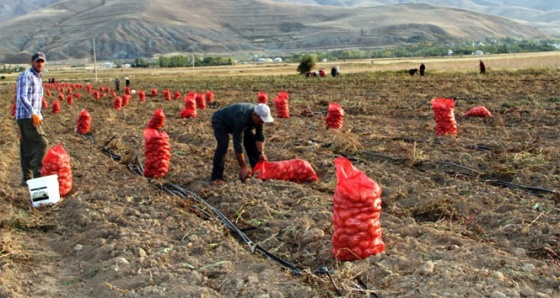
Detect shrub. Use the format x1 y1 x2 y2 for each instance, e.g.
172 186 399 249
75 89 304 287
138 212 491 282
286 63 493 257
297 54 316 75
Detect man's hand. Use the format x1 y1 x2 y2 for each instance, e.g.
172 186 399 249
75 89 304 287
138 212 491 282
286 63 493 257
31 114 42 127
259 152 268 162
239 166 252 182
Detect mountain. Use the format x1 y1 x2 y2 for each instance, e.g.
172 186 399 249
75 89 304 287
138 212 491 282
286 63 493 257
0 0 550 63
270 0 560 34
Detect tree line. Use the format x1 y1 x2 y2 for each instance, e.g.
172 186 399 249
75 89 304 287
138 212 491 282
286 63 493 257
120 37 559 68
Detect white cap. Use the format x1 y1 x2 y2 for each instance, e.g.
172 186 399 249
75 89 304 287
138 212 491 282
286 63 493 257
254 104 274 123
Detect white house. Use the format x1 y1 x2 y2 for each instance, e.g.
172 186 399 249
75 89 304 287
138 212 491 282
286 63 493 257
273 57 282 63
474 50 484 55
102 62 115 68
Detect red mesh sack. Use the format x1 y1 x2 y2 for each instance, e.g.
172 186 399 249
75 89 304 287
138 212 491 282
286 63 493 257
125 86 131 95
331 157 385 261
42 97 48 109
431 97 457 136
180 95 197 118
86 84 92 94
205 91 214 103
51 100 61 114
143 128 171 178
252 159 318 183
464 106 492 118
195 93 206 109
163 89 171 101
11 103 16 117
258 92 268 104
274 92 290 118
66 94 74 105
58 92 64 101
121 94 131 106
46 89 52 97
147 108 166 129
76 109 91 134
174 91 181 100
151 88 158 97
74 93 82 99
92 90 100 100
41 142 73 197
138 90 146 102
113 97 123 110
326 102 344 129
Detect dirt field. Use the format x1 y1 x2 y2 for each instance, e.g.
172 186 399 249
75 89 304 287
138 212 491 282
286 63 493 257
1 54 560 297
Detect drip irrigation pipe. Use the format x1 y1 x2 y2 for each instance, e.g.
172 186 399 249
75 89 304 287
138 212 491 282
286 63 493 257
391 137 492 151
361 151 558 196
100 135 303 275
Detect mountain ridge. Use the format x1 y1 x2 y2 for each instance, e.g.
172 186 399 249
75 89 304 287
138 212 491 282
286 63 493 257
0 0 551 63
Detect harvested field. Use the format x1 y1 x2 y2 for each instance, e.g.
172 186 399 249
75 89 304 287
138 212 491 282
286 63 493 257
1 54 559 297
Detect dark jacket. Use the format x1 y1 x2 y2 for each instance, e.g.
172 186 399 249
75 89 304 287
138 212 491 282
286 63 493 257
211 103 265 153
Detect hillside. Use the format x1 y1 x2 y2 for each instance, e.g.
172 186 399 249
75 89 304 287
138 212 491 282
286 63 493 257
0 0 548 63
272 0 560 35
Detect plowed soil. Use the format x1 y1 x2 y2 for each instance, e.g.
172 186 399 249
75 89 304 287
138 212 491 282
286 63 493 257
1 59 559 297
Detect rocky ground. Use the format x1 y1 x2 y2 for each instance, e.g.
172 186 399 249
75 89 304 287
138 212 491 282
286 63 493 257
1 68 560 297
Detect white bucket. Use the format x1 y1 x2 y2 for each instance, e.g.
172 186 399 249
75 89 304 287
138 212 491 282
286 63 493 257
27 175 60 207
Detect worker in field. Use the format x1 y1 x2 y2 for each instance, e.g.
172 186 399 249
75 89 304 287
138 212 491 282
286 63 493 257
114 76 120 91
419 63 426 76
210 103 274 184
331 65 340 77
479 60 486 75
15 52 49 186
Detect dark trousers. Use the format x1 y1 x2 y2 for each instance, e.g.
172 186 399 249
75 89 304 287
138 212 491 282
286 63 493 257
211 122 259 181
17 118 49 181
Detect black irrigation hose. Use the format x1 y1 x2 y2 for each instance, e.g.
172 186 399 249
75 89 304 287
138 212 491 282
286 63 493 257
361 151 559 196
314 266 341 296
391 137 492 151
74 129 95 145
355 276 382 298
100 135 303 275
160 182 303 275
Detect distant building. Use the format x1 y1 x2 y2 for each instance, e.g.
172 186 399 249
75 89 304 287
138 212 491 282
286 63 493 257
475 50 484 55
447 50 454 56
102 62 115 68
273 57 282 63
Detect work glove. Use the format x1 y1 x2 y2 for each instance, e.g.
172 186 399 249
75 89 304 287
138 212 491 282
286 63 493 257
32 113 42 128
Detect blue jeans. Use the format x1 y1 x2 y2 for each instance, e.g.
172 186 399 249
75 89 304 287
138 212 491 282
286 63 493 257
211 122 259 181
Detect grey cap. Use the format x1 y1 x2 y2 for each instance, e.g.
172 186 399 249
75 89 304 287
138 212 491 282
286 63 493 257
32 52 46 62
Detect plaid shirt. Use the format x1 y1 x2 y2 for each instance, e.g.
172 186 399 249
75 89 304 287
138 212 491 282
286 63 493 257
15 67 43 120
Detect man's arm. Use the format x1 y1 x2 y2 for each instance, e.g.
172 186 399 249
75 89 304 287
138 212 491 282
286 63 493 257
16 74 36 116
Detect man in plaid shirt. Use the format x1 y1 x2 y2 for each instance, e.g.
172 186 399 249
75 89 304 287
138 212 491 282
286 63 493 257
16 52 49 186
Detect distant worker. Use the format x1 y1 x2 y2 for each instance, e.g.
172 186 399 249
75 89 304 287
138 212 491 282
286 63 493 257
331 66 340 77
210 103 274 184
125 77 130 87
408 68 418 76
479 60 486 75
15 52 49 186
114 77 120 91
419 63 426 76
